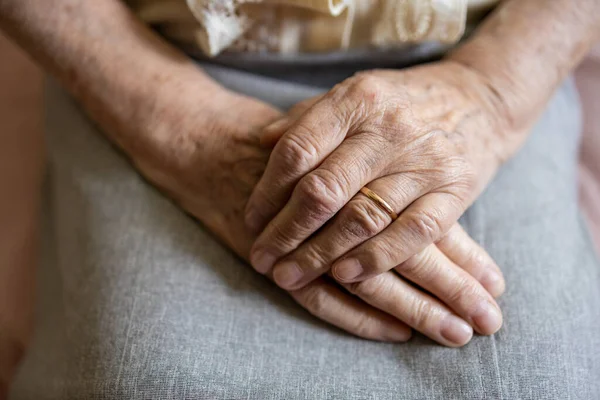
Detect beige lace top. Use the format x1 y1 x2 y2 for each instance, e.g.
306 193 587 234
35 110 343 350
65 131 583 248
127 0 499 57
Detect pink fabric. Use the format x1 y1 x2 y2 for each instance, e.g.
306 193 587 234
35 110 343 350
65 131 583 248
576 44 600 252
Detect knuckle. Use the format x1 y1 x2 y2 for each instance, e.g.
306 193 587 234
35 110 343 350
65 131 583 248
396 252 425 276
342 199 389 239
404 209 444 244
331 73 381 116
251 185 282 213
350 73 383 98
438 224 462 245
351 315 380 339
407 300 437 331
446 279 481 312
464 247 488 273
297 245 329 273
276 130 318 173
300 287 329 316
296 172 344 219
269 221 300 250
346 277 381 299
363 242 395 273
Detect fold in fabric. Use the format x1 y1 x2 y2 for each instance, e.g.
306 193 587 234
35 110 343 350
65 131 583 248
130 0 497 57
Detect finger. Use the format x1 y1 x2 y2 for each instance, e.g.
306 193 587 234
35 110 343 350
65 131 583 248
394 244 503 335
437 224 505 298
331 191 463 282
272 173 425 290
260 95 325 148
289 277 412 342
260 117 294 148
245 89 360 234
341 272 473 347
250 135 387 274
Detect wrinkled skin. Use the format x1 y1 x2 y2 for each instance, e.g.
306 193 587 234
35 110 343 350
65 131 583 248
121 76 503 347
244 61 513 336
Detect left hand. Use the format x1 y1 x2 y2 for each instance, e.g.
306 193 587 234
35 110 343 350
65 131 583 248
245 60 513 289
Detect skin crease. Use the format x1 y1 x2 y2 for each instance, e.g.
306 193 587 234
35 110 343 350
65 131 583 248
0 0 598 394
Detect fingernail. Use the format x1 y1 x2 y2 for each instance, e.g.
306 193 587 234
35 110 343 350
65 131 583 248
333 259 363 282
250 249 277 274
273 261 304 289
480 269 505 298
244 206 263 233
441 315 473 346
472 301 503 335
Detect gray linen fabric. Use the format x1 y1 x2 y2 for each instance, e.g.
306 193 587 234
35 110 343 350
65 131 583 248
9 67 600 399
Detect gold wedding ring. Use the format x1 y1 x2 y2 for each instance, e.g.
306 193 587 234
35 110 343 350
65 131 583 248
359 187 398 221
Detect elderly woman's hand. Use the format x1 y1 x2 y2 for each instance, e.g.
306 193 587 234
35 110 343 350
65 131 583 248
113 69 505 346
245 60 513 335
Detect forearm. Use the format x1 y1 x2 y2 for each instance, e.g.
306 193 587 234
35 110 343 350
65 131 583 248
449 0 600 158
0 1 222 390
0 0 221 152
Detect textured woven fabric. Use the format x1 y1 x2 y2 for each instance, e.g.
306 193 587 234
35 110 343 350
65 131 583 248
9 66 600 398
126 0 498 56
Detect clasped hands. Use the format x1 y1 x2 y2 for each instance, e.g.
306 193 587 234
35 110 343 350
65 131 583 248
245 61 512 346
131 60 512 348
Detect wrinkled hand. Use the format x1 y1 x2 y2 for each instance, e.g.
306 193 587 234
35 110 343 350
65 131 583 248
245 60 510 336
116 80 415 343
116 73 503 346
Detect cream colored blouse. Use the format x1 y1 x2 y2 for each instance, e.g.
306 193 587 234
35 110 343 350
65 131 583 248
127 0 499 57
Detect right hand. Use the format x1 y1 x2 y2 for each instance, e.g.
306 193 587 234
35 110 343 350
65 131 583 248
94 69 503 346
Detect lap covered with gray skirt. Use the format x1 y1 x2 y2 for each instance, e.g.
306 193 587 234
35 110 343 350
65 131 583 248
9 64 600 399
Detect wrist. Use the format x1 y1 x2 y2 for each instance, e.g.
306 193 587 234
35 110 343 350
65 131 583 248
444 54 533 167
447 0 600 163
97 63 227 157
65 31 226 155
448 43 529 132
